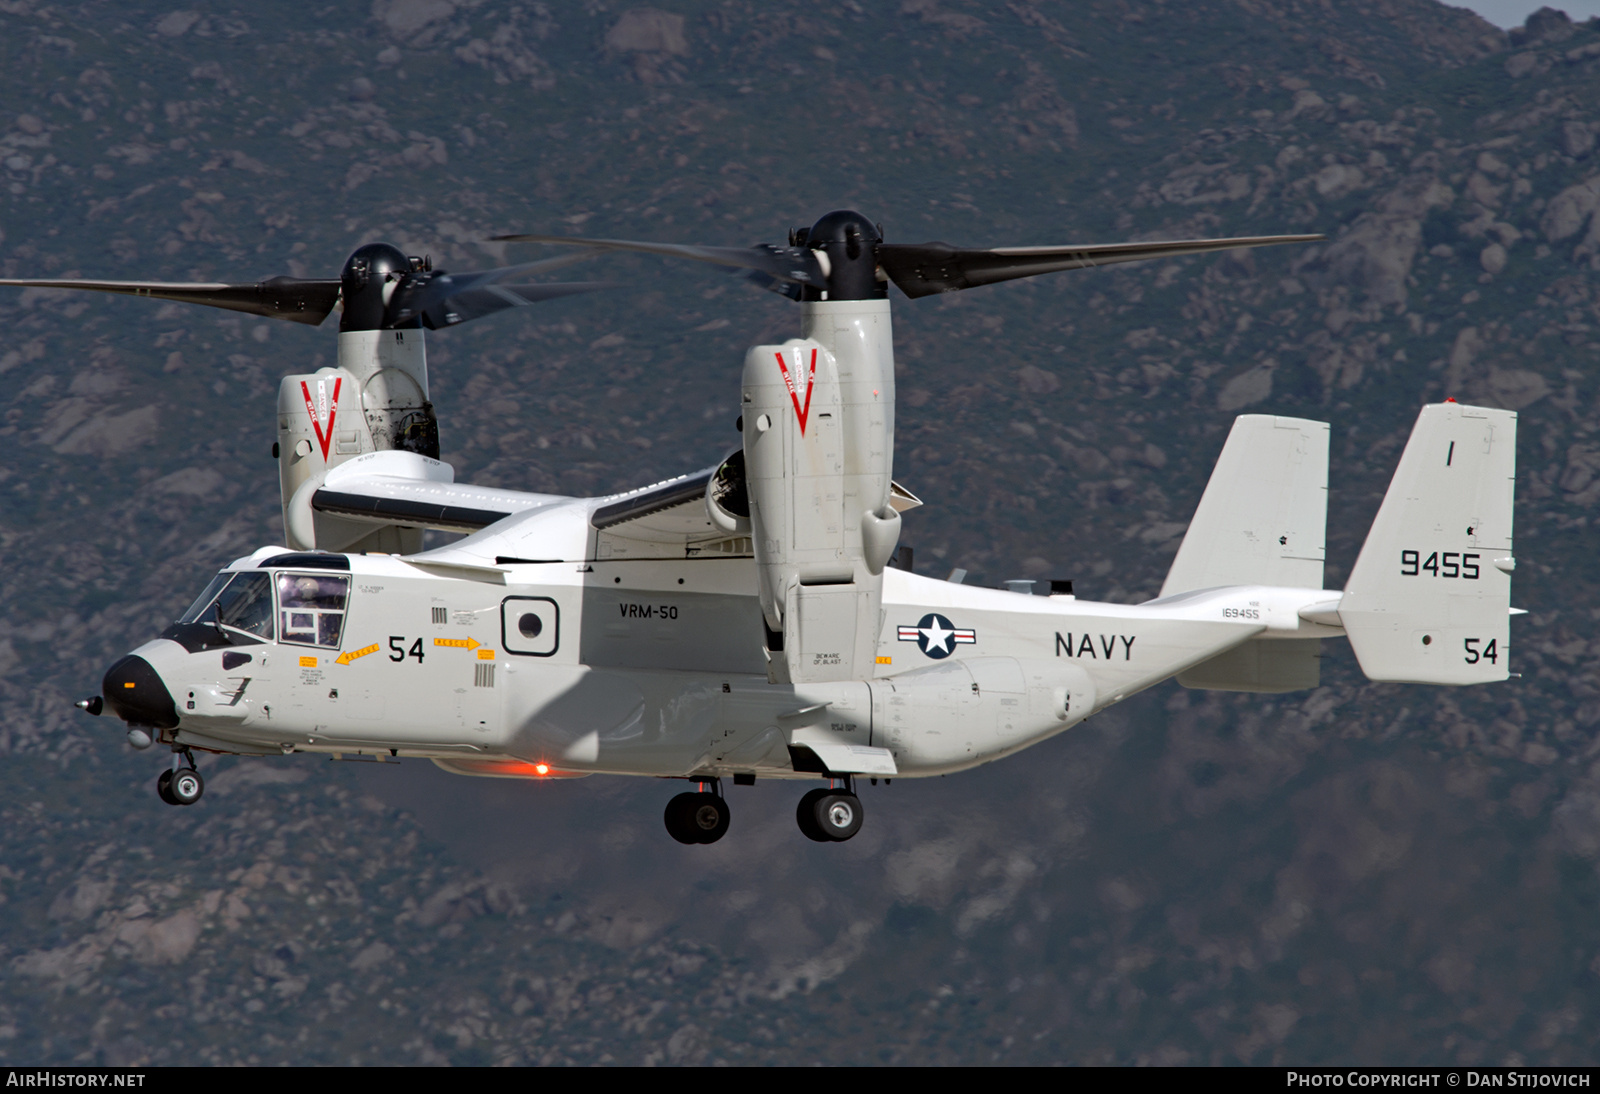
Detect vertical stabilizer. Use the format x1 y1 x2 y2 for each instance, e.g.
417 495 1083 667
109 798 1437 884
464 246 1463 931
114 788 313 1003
1160 415 1329 596
1340 402 1517 685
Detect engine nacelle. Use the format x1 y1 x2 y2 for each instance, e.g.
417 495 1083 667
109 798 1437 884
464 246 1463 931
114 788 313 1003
741 298 898 683
276 328 437 553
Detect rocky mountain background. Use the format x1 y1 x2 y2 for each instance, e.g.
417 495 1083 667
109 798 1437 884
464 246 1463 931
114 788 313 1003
3 0 1600 1065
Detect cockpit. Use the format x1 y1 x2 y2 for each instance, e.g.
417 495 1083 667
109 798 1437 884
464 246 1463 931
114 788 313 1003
163 556 350 652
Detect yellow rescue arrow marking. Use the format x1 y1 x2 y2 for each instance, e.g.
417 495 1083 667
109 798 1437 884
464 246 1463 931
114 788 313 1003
433 637 481 651
335 643 381 666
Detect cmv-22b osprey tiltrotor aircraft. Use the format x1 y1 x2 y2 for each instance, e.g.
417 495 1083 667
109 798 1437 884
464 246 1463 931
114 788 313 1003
7 211 1521 844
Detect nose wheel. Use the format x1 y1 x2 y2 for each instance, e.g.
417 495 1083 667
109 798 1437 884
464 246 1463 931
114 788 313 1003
664 782 729 844
796 783 863 842
156 751 204 806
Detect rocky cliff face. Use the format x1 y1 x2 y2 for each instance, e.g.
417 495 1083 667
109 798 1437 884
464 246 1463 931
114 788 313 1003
3 0 1600 1065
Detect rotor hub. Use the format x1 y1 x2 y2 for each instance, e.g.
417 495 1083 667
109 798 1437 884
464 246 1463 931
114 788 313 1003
799 210 885 302
340 242 414 332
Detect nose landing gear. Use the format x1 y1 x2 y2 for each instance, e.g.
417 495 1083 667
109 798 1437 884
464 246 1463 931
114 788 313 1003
156 750 205 806
796 778 863 842
663 779 729 844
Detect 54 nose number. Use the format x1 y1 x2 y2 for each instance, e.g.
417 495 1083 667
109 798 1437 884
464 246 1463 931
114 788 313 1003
389 637 425 663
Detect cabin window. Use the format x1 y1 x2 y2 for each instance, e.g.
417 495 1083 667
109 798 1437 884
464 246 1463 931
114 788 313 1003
277 572 349 648
501 596 559 656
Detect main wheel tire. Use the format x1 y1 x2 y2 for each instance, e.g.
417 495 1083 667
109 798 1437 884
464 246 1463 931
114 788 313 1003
813 792 863 842
664 793 697 844
169 767 204 806
687 792 730 844
156 769 178 806
795 788 831 842
665 791 729 844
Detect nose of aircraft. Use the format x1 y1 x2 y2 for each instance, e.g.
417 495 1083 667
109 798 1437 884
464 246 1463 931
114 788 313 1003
101 655 179 729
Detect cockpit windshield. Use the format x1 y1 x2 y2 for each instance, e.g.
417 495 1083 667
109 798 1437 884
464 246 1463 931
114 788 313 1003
277 572 349 648
215 573 275 640
178 573 233 624
175 571 274 641
169 568 348 649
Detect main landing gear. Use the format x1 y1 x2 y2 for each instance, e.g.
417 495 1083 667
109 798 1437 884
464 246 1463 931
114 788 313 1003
796 777 863 843
157 749 204 806
664 780 730 844
660 776 867 844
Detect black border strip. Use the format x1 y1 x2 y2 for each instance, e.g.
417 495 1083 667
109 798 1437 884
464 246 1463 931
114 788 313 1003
590 471 712 530
312 489 510 533
501 595 560 658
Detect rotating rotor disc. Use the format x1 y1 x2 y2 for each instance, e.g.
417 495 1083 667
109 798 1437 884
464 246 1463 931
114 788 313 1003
495 214 1322 302
0 247 612 332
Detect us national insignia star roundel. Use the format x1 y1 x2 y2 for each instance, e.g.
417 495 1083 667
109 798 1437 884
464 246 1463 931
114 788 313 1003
897 613 977 659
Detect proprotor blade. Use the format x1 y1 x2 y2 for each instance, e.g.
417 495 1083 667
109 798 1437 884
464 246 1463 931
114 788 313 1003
876 233 1324 299
0 275 342 325
491 232 827 289
391 276 615 329
382 253 612 329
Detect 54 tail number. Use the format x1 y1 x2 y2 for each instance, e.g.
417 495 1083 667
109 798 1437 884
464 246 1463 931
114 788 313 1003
1401 550 1479 579
1463 638 1498 665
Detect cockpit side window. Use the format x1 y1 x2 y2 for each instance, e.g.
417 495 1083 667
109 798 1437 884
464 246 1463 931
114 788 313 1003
277 572 349 648
214 573 275 640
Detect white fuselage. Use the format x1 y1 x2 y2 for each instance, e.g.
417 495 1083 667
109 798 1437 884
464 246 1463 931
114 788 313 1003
130 500 1342 782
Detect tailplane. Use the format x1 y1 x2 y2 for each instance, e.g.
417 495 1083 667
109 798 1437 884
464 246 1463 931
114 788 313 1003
1339 402 1517 685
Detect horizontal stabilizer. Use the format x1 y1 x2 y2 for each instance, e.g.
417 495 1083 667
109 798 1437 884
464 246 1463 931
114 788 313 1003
1162 415 1329 596
1340 403 1517 685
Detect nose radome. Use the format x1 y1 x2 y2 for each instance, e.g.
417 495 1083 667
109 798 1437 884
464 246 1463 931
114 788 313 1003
101 655 179 730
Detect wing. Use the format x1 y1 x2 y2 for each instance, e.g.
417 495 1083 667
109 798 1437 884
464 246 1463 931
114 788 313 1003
351 455 919 564
312 452 569 534
588 467 740 557
587 465 923 555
